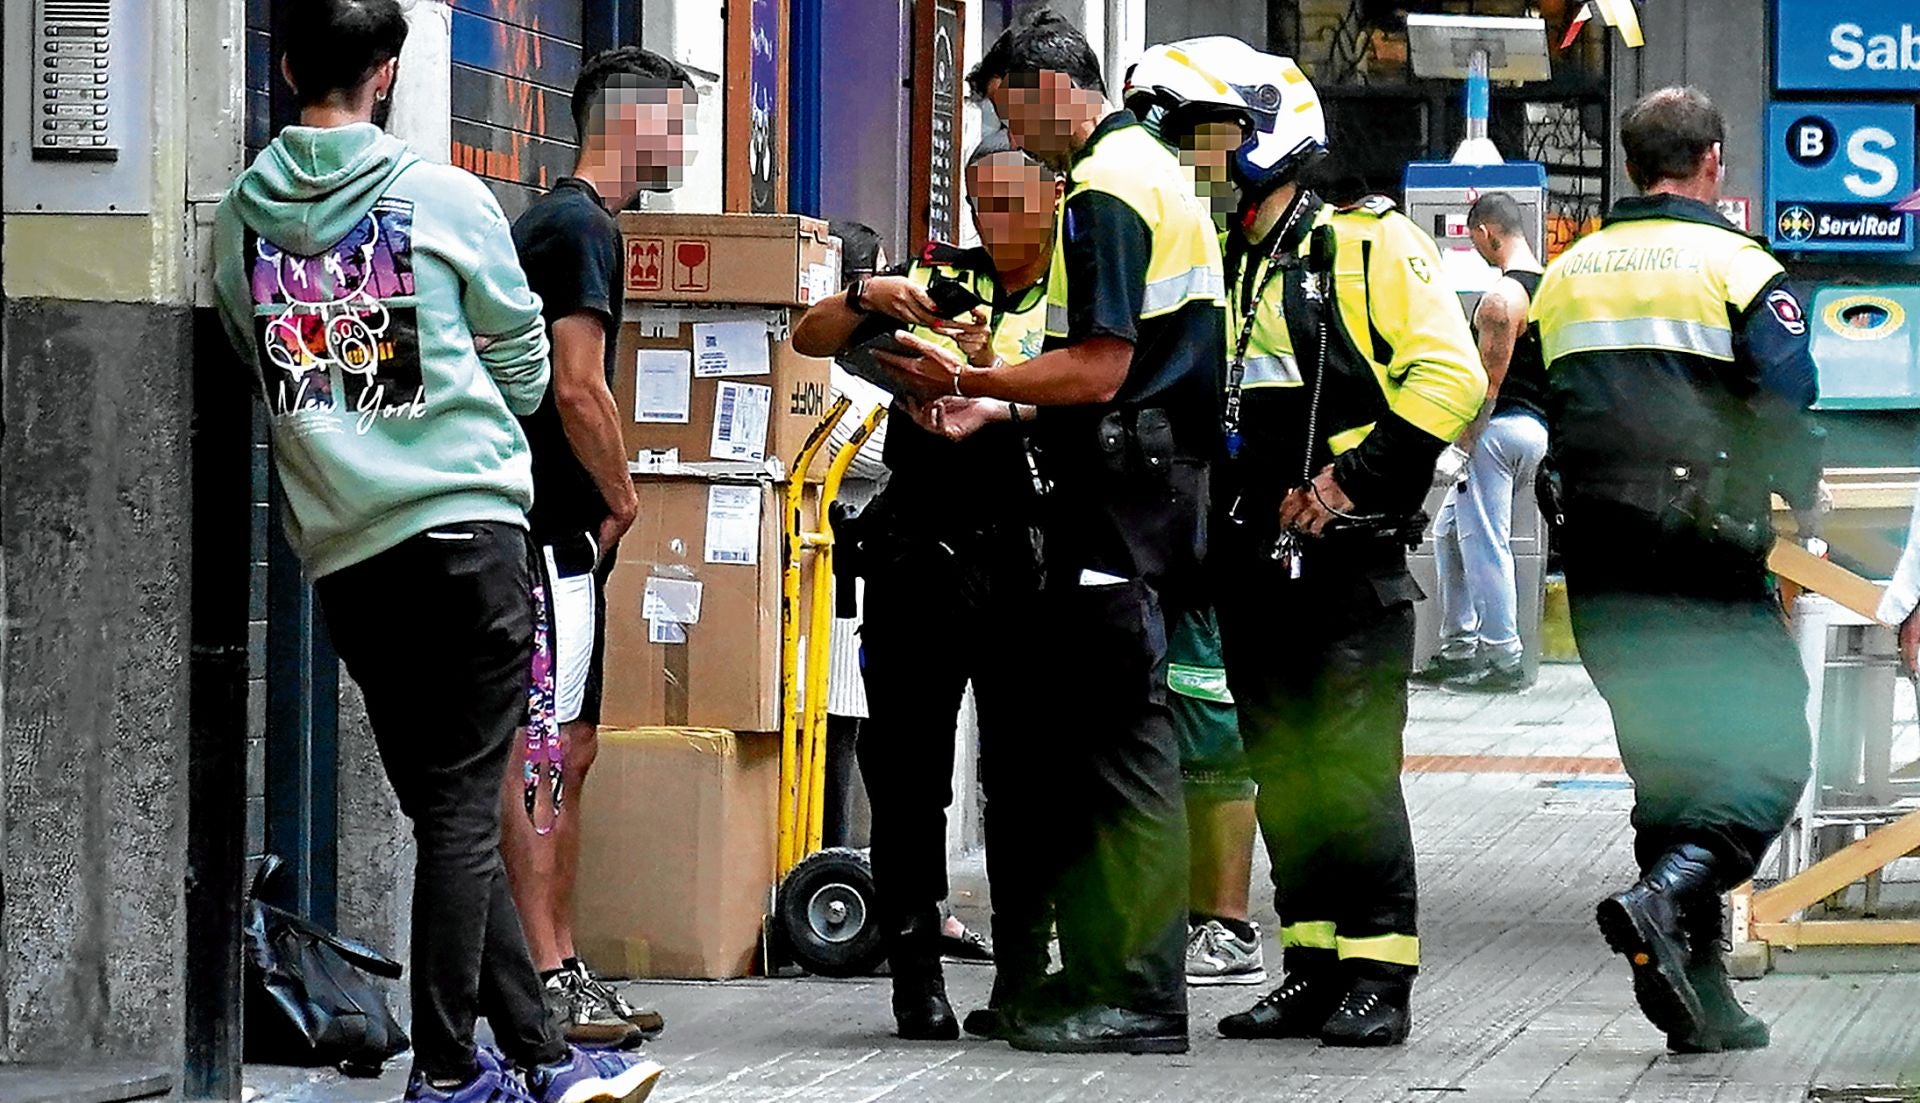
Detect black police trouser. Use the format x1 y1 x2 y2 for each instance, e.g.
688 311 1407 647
1039 463 1203 1019
1214 527 1421 979
857 520 1055 986
1561 500 1811 885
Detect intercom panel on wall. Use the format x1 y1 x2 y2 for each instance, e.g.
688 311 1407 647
4 0 155 214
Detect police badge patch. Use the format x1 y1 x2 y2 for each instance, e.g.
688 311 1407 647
1766 288 1807 336
1408 256 1434 284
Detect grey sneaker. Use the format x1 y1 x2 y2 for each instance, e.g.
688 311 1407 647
1185 920 1268 987
545 972 646 1050
572 961 665 1039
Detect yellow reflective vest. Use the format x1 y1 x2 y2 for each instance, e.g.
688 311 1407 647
1044 119 1226 342
1528 194 1818 497
1227 196 1485 507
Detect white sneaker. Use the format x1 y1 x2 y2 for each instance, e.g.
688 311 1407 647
1185 919 1268 986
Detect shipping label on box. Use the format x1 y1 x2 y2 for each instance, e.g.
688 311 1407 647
705 484 761 565
710 381 773 462
634 350 692 423
692 319 772 378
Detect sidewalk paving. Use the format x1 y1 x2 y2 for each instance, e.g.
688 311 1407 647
247 666 1920 1103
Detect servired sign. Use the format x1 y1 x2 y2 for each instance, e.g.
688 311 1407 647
1767 102 1915 252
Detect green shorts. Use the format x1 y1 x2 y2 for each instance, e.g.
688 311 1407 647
1170 605 1254 802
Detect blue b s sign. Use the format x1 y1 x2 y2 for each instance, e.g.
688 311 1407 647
1767 102 1914 252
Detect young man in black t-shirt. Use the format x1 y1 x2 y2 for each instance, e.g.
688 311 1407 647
504 45 696 1049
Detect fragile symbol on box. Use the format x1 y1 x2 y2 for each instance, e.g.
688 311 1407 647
672 239 712 293
627 238 665 293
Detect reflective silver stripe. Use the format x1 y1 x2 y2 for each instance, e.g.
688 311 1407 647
1046 303 1070 335
1543 316 1735 363
1141 265 1225 316
1239 353 1301 387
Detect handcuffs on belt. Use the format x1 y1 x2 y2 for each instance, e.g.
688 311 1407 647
1223 207 1425 578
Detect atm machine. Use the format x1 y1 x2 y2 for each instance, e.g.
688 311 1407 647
1395 14 1556 676
1400 14 1553 308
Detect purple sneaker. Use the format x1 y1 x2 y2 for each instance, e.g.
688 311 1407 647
402 1054 536 1103
527 1045 664 1103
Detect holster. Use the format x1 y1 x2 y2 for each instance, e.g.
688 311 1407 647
1322 510 1431 551
833 486 1044 607
1095 406 1180 480
1570 456 1774 558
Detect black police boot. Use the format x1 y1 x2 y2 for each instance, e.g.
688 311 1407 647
1318 965 1414 1048
1669 896 1769 1054
962 922 1059 1041
1218 949 1344 1040
1595 843 1716 1042
888 911 958 1041
1007 1005 1189 1055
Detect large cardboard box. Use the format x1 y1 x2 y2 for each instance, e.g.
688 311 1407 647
575 728 778 980
611 306 832 478
619 212 841 308
600 473 814 733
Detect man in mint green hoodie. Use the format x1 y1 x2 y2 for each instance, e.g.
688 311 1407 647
214 3 660 1101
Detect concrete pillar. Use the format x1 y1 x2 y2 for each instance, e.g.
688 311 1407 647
0 0 226 1081
392 0 454 164
641 0 727 212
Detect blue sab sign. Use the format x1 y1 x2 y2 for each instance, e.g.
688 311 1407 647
1767 102 1915 253
1778 0 1920 92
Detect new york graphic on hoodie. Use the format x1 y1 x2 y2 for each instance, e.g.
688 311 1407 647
214 123 551 578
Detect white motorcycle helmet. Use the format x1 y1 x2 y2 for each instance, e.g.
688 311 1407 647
1126 37 1328 199
1122 38 1254 147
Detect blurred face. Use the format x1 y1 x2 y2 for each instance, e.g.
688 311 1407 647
986 71 1101 170
967 152 1059 271
595 84 696 198
1176 120 1247 219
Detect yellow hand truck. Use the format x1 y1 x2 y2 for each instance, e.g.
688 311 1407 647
767 395 891 978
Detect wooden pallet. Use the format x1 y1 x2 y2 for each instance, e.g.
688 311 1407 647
1737 538 1919 967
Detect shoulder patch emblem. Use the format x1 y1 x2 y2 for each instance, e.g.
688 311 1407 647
1767 288 1807 336
1408 255 1434 284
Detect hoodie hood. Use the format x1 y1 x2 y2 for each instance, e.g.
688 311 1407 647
231 123 420 255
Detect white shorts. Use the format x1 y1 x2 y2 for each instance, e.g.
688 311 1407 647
542 542 605 726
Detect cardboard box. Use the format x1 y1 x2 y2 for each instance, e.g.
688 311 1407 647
612 305 833 479
600 473 814 733
575 728 778 980
619 212 841 308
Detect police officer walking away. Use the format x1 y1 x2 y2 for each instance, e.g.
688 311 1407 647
1159 40 1486 1048
878 6 1225 1055
1530 87 1819 1054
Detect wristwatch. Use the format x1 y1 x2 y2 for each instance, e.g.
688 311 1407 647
846 277 871 313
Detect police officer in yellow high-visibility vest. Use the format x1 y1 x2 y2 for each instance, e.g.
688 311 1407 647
1530 87 1819 1056
1154 40 1486 1049
792 136 1058 1044
877 9 1225 1055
